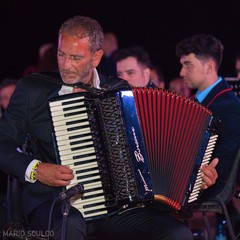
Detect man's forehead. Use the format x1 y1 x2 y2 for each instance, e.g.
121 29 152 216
180 53 196 63
117 57 139 69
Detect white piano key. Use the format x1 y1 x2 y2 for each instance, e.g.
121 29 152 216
60 152 95 162
51 106 87 117
74 195 106 205
50 102 85 112
55 127 91 138
58 140 94 151
76 203 107 212
59 147 95 157
55 129 92 141
78 175 101 182
52 118 89 128
76 169 100 177
52 112 88 122
82 182 103 190
81 189 104 197
82 210 108 218
62 157 97 166
49 96 85 107
57 135 92 147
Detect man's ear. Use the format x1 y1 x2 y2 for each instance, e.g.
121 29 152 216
206 59 216 74
93 50 104 67
144 67 151 83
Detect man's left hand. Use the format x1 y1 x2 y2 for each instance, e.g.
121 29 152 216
201 157 219 190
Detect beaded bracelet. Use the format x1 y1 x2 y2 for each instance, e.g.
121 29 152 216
30 161 41 181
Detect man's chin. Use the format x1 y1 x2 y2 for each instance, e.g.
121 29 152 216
184 81 192 89
60 73 78 84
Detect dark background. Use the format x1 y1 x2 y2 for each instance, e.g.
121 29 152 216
1 0 240 84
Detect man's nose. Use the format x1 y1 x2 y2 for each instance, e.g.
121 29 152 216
179 68 185 77
63 57 72 69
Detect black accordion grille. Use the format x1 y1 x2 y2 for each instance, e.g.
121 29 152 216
86 103 115 204
99 96 139 202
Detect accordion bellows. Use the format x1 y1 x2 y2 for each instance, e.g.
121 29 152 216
132 87 218 211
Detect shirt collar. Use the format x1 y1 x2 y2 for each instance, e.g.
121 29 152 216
93 68 100 89
195 77 222 103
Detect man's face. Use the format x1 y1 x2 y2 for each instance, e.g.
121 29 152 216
57 32 103 85
179 53 209 91
169 78 191 97
0 84 16 110
116 56 150 87
150 69 165 89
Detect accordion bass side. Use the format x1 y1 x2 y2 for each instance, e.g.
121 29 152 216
48 89 154 221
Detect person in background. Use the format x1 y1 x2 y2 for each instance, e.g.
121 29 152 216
176 34 240 234
97 32 118 77
0 77 18 233
0 15 208 240
234 51 240 79
149 63 165 89
115 46 154 87
234 52 240 182
169 76 192 97
23 42 58 76
0 78 18 111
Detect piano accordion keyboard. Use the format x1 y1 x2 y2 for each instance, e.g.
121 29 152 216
49 95 109 219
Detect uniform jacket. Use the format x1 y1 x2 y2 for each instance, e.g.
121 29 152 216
197 79 240 199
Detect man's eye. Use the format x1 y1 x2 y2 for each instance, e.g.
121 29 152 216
57 53 64 57
73 56 81 61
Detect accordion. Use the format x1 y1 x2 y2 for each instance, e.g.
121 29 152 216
48 87 219 220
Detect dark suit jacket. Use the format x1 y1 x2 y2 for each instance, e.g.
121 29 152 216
0 71 130 218
198 79 240 200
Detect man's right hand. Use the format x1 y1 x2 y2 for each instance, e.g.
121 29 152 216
35 162 74 187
